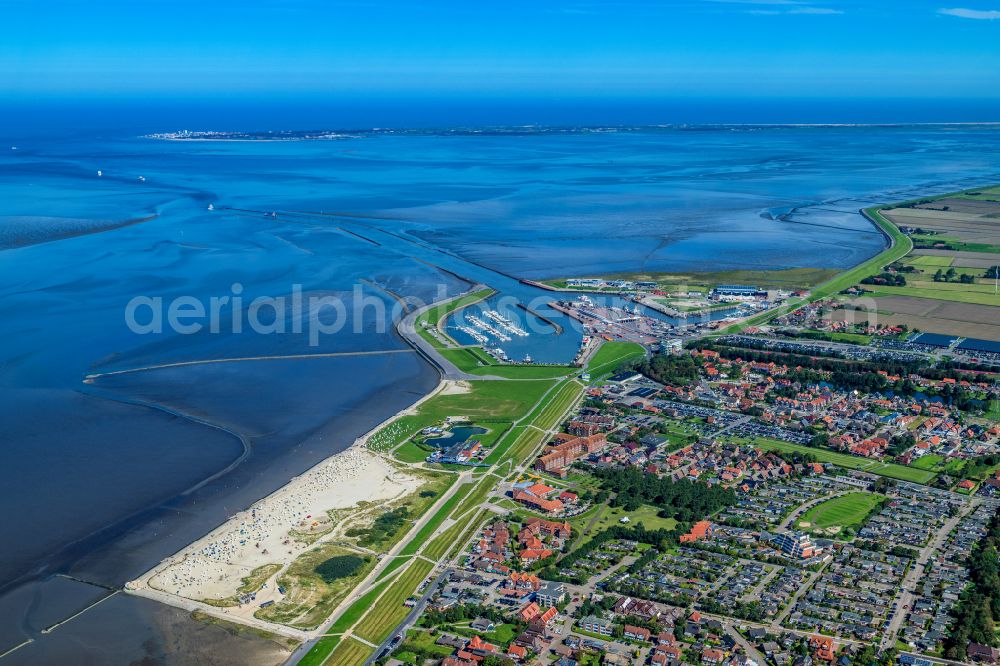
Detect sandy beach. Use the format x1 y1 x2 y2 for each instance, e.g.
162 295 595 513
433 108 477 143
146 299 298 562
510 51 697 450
132 378 465 609
142 447 421 602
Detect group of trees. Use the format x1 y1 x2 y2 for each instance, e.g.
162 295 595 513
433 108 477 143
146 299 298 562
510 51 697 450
697 596 765 621
631 353 701 387
933 267 975 284
861 272 907 286
943 508 1000 660
314 554 369 583
888 432 916 458
986 266 1000 279
420 602 512 627
589 467 737 521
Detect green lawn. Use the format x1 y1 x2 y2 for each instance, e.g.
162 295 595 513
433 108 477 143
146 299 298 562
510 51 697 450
560 267 840 291
398 482 474 556
396 420 512 465
469 364 576 378
956 185 1000 201
827 332 874 345
368 378 557 453
297 636 340 666
396 630 455 663
909 454 944 470
448 475 497 521
447 622 519 646
799 492 883 531
425 508 484 560
438 347 494 372
420 289 495 331
586 342 646 377
374 555 412 582
568 503 677 551
989 400 1000 423
744 437 936 484
393 439 435 463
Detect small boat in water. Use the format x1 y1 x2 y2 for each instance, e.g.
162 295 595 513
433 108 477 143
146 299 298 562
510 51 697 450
96 170 102 177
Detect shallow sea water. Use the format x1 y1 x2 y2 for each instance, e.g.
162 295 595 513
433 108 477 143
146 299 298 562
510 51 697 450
1 123 999 662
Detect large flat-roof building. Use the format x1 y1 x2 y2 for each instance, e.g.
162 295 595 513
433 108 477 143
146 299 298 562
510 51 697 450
770 531 821 559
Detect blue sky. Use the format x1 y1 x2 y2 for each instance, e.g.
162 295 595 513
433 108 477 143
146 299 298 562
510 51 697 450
2 0 999 100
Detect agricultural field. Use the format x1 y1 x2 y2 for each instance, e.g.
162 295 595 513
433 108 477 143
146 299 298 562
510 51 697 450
844 190 1000 340
830 296 1000 342
901 255 954 268
798 492 883 532
865 281 1000 307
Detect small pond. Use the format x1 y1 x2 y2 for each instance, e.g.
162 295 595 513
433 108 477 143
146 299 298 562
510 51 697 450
425 426 488 449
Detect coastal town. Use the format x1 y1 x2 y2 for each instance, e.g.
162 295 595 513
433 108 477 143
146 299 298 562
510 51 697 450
369 331 999 666
116 187 1000 666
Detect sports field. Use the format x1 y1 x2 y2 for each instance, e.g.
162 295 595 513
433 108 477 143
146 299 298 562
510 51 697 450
799 492 882 531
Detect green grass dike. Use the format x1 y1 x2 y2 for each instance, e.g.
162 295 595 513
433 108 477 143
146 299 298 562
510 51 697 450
724 206 913 333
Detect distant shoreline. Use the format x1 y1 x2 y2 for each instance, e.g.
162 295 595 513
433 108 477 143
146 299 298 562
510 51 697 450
143 122 1000 142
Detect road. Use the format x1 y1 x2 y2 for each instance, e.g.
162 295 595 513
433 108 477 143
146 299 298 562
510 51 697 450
722 621 769 666
397 286 497 381
364 569 451 666
880 500 978 651
345 377 586 664
772 560 830 631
